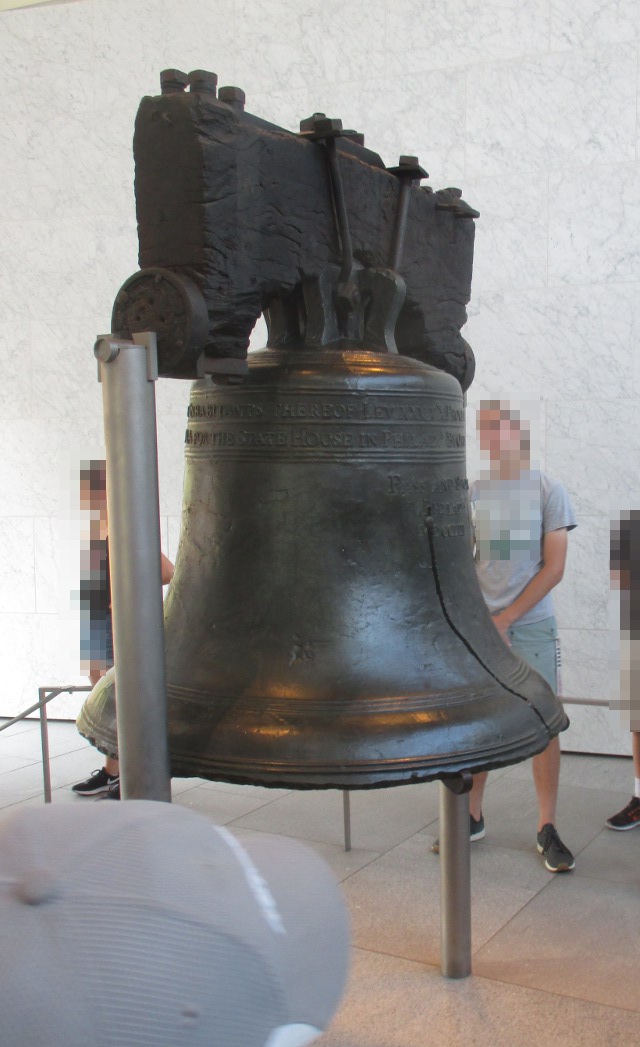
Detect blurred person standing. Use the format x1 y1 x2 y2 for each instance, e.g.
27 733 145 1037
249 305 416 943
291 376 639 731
433 400 577 872
606 510 640 830
72 460 173 799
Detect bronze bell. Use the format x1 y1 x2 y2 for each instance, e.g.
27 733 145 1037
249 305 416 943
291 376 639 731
78 77 567 787
78 345 567 788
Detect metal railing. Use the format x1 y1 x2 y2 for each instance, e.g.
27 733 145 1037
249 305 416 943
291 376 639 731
0 686 91 803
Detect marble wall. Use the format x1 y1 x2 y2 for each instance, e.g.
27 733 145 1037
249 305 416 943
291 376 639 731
0 0 636 753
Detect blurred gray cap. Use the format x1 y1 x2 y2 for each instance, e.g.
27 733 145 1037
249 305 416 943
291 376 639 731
0 800 349 1047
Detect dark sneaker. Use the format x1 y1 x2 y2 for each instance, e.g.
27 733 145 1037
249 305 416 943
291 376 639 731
606 796 640 831
102 780 121 800
431 814 485 854
72 768 119 796
536 823 575 872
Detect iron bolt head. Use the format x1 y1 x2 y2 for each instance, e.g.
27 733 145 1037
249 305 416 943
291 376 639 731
218 86 246 109
387 156 429 181
160 69 189 94
299 113 343 137
188 69 218 94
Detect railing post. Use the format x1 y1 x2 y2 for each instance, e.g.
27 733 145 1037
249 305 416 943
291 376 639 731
38 689 52 803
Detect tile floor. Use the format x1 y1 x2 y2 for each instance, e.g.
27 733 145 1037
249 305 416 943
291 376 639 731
1 717 639 1047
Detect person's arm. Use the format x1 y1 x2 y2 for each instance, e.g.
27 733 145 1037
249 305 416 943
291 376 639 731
161 552 174 585
492 527 569 640
610 518 630 590
610 568 630 590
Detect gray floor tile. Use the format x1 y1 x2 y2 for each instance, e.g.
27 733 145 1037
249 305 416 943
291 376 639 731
559 751 635 792
170 776 208 797
576 822 640 885
318 948 640 1047
0 752 39 773
0 718 40 737
0 721 90 761
292 839 381 884
173 783 286 824
195 778 292 801
0 763 49 807
231 781 441 851
0 742 109 803
473 874 640 1012
339 831 552 967
15 786 96 808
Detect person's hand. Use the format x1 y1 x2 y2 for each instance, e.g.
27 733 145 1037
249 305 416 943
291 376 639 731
491 611 512 646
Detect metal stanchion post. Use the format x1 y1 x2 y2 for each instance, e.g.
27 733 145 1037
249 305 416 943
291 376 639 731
3 686 90 802
439 774 472 978
95 332 171 802
38 688 52 803
342 790 352 852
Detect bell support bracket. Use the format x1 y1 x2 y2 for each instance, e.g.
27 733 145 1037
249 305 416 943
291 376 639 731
440 772 473 978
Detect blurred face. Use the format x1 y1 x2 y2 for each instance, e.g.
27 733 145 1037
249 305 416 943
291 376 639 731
477 408 527 466
79 472 107 513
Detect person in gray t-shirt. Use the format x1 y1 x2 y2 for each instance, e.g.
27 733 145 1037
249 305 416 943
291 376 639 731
468 401 576 872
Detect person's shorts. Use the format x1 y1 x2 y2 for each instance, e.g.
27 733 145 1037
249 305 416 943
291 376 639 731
506 616 559 692
611 630 640 731
80 611 114 672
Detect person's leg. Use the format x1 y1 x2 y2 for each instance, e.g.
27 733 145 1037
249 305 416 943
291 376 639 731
469 771 488 821
508 618 562 829
632 730 640 783
73 661 119 793
532 733 574 869
105 755 119 776
532 735 560 831
508 618 574 870
606 731 640 829
605 620 640 826
531 732 575 869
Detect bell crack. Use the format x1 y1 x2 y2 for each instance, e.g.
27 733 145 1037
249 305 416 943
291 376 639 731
424 511 552 738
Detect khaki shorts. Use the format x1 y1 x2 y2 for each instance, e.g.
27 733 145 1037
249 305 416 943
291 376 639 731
506 616 559 692
611 632 640 731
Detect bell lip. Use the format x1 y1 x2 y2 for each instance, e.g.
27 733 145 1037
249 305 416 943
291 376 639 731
77 701 568 789
168 752 546 790
168 713 569 790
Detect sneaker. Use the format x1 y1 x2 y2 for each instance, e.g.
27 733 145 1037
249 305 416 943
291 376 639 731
536 823 575 872
606 796 640 831
72 768 119 796
102 780 121 800
431 814 485 854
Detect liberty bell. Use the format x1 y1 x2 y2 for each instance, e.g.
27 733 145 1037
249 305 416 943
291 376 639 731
78 72 568 788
